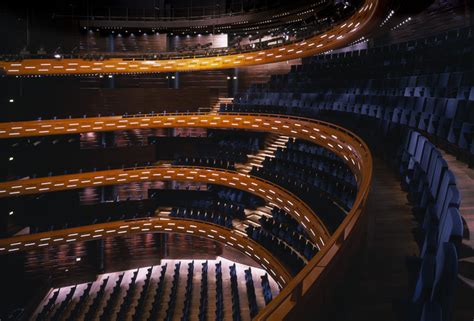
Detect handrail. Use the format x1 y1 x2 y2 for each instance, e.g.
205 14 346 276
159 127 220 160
0 217 292 287
0 165 330 245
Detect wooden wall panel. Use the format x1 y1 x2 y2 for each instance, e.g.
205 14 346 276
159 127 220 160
237 58 301 93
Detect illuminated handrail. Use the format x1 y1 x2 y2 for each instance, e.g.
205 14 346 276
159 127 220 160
0 217 292 287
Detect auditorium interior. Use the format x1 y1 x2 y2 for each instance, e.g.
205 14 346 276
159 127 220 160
0 0 473 320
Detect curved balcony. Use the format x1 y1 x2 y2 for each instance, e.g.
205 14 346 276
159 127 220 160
0 112 372 320
0 0 384 76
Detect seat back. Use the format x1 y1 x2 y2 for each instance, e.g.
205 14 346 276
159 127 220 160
420 142 435 174
438 207 463 250
429 158 448 201
434 170 458 221
409 136 428 170
431 242 458 321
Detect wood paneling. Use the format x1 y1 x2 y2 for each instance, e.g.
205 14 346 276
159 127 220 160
238 59 301 93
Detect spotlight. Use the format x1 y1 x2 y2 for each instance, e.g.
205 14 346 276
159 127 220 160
9 156 14 161
9 99 14 103
76 257 81 262
9 211 14 216
54 54 62 59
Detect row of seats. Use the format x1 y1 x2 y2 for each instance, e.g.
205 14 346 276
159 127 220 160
209 131 263 155
271 207 301 228
198 261 208 321
65 283 93 321
212 185 264 209
131 268 153 321
173 157 236 170
245 268 259 318
246 225 305 275
307 26 472 71
170 207 233 228
215 262 224 321
251 158 347 232
83 277 110 321
35 289 60 321
398 130 462 321
115 269 139 321
258 157 356 209
268 147 357 210
180 261 194 321
259 216 318 260
229 263 243 321
49 286 76 321
99 272 125 321
284 138 357 186
261 274 273 305
146 264 168 321
164 262 181 321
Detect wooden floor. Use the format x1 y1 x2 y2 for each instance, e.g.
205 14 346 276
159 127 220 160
332 157 419 321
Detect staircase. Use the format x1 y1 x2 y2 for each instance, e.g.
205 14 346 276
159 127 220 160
210 97 234 114
236 135 290 174
233 134 290 231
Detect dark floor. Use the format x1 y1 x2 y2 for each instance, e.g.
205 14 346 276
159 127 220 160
343 158 419 321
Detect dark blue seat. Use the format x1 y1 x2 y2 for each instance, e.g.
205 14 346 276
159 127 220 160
417 158 448 213
422 177 460 234
409 242 458 321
